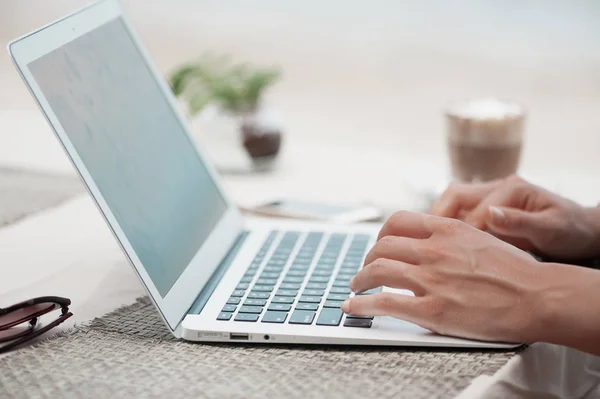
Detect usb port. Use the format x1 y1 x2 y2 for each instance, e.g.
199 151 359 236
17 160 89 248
229 333 249 341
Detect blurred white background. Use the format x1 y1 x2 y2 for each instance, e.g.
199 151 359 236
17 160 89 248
1 0 599 180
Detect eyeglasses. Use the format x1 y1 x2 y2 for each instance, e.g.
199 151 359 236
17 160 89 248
0 296 73 353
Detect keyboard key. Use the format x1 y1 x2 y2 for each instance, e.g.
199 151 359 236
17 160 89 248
244 299 267 306
324 300 343 308
299 296 321 304
256 279 278 285
231 290 246 297
217 312 233 321
235 313 260 322
311 270 332 277
327 294 348 301
260 272 280 279
239 306 263 314
267 260 286 266
330 287 351 295
357 288 383 295
280 283 301 290
295 303 319 311
283 277 304 284
227 297 241 305
309 276 329 283
289 265 310 271
294 260 314 266
344 256 363 263
316 260 336 267
319 257 338 264
346 315 374 320
276 290 298 297
302 289 325 297
306 282 328 290
253 285 274 292
236 283 250 290
263 266 284 273
262 311 288 323
268 303 291 312
346 248 365 254
345 254 365 260
314 265 336 271
271 296 295 304
286 270 306 277
289 310 316 325
332 279 351 287
222 304 237 312
336 273 356 280
353 233 371 241
248 292 270 299
316 308 343 326
344 318 372 328
240 276 253 284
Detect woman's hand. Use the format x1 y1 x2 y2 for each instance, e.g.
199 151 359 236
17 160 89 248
342 211 600 354
342 211 554 343
429 175 600 260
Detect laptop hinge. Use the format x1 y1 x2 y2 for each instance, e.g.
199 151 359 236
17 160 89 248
186 231 249 316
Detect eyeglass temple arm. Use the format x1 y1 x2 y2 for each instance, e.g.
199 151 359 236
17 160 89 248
0 296 71 315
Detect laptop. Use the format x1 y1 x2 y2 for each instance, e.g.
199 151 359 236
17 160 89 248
8 0 513 348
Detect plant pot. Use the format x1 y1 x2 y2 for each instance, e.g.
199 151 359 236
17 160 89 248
240 108 282 171
189 105 282 173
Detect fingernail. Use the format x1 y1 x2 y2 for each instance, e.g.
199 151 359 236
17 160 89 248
489 206 506 225
342 299 350 313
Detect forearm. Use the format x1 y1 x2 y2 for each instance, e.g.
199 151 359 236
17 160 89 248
530 262 600 355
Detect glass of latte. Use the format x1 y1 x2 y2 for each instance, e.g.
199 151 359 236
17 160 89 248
446 98 526 182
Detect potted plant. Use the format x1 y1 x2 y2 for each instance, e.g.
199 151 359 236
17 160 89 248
169 55 282 169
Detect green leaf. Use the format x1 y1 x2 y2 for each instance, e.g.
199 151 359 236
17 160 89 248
168 54 281 114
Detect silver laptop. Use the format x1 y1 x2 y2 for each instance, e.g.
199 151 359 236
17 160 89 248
8 0 513 348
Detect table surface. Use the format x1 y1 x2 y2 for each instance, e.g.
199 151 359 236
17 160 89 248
1 110 600 397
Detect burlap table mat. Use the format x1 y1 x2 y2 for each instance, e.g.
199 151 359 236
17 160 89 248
1 297 519 398
0 166 521 398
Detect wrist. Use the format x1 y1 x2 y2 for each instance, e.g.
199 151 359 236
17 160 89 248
529 263 600 353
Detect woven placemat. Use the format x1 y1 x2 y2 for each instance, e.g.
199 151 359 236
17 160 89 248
0 297 520 398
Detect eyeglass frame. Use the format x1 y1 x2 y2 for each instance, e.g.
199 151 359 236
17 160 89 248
0 296 73 353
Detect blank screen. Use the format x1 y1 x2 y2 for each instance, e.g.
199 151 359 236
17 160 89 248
28 18 228 297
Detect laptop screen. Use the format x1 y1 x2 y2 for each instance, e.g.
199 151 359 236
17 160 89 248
27 18 228 297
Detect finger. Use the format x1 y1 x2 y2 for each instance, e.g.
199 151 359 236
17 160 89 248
486 206 552 244
465 178 532 230
430 180 503 219
488 230 535 252
350 258 425 296
364 235 421 266
342 292 423 323
377 210 432 241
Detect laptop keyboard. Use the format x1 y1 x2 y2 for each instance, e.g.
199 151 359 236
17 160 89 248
216 230 380 328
